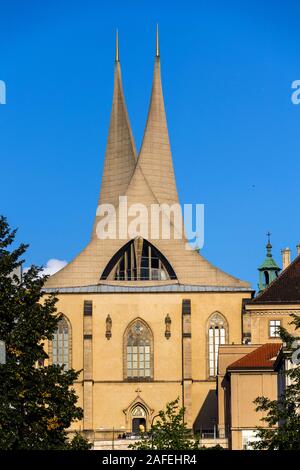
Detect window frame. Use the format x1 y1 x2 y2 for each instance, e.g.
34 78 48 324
100 238 177 281
207 312 228 379
269 319 281 338
48 316 72 370
123 318 154 382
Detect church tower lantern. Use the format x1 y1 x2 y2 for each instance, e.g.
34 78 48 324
258 232 281 293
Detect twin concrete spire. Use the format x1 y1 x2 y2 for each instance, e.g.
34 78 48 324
46 29 250 289
98 27 179 210
97 30 137 208
138 27 179 205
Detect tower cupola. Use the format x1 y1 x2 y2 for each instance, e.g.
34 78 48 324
258 232 281 293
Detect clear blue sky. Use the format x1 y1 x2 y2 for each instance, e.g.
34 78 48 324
1 0 300 289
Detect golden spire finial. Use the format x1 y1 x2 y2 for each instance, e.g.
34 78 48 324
156 24 160 57
115 29 119 62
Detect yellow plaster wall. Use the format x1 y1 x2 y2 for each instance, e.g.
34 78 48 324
244 307 300 344
230 371 277 450
52 290 251 434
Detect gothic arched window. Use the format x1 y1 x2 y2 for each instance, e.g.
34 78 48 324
101 237 177 281
208 312 228 377
124 319 153 381
49 316 71 370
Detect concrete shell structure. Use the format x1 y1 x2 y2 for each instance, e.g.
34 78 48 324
44 31 252 443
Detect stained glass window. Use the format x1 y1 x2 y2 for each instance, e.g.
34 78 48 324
52 317 70 370
125 320 153 380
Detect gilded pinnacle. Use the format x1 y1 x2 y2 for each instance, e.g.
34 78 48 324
156 24 160 57
116 29 119 62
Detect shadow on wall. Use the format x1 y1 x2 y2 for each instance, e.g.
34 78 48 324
193 390 217 433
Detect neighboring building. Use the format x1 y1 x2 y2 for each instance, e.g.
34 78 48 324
43 33 253 443
217 248 300 450
243 247 300 344
218 343 281 450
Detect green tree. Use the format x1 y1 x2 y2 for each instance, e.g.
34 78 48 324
129 398 199 450
0 216 91 450
253 314 300 450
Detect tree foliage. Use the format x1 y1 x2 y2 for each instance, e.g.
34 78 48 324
129 398 200 450
0 216 91 449
253 314 300 450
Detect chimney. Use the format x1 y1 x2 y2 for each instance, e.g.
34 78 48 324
281 247 291 270
297 244 300 257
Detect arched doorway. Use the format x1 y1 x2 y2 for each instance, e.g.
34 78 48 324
131 405 147 434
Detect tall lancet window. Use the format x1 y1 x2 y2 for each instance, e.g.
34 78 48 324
208 313 228 377
101 237 177 281
50 316 71 370
124 319 153 381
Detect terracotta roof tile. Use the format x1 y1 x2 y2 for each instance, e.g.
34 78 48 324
227 343 282 370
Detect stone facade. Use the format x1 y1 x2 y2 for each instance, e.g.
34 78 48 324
45 289 251 438
44 36 253 442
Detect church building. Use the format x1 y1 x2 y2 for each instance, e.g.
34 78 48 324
44 31 253 442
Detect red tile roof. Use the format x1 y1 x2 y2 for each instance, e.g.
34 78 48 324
227 343 282 370
253 255 300 303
